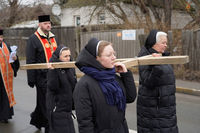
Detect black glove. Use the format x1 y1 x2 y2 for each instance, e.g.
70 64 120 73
28 82 35 88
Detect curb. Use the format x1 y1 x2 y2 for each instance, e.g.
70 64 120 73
176 87 200 96
135 81 200 97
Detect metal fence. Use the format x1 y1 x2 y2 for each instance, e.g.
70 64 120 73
80 29 144 58
182 29 200 71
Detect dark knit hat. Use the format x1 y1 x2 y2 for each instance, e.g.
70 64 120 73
38 15 50 22
144 29 158 49
0 29 3 35
85 38 100 57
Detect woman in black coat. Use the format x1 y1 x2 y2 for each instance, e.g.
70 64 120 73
137 30 179 133
46 45 77 133
73 38 137 133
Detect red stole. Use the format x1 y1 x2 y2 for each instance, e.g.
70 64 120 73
0 42 16 107
34 32 57 62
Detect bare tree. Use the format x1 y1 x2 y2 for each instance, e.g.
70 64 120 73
63 0 174 30
131 0 173 31
7 0 20 27
62 0 131 27
0 0 51 27
62 0 199 30
176 0 200 29
131 0 200 30
164 0 173 30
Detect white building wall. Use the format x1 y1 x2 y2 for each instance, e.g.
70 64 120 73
61 4 192 29
61 6 124 27
60 6 99 26
61 8 74 26
171 10 193 29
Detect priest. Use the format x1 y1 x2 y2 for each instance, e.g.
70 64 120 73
0 29 19 123
26 15 57 133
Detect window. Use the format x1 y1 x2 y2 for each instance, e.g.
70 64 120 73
98 13 105 24
74 16 80 26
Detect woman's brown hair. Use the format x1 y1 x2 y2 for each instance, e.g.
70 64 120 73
97 41 112 57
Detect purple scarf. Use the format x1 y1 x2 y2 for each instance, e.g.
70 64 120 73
80 66 126 111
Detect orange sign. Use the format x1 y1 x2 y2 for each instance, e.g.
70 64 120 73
117 32 122 37
186 2 191 11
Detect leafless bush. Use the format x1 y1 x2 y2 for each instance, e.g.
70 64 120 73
0 0 53 28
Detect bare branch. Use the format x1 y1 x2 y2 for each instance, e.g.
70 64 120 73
88 5 101 24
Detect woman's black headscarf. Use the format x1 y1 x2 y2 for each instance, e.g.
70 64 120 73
144 30 170 56
144 29 158 49
85 38 100 57
49 45 68 62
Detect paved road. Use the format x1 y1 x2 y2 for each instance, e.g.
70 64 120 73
0 70 200 133
126 93 200 133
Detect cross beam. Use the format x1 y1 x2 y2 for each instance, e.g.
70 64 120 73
20 55 189 70
20 62 76 70
121 55 189 68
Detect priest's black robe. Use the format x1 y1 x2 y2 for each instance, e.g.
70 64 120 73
26 32 57 129
0 42 19 121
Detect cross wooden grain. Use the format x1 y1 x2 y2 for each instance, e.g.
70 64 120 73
20 55 189 70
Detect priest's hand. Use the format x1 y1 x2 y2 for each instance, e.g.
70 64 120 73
47 63 54 69
12 55 17 61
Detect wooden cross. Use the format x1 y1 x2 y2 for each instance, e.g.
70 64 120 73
120 55 189 68
20 55 189 70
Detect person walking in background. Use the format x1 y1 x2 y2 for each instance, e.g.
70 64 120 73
137 30 179 133
46 45 77 133
0 29 19 123
73 38 137 133
26 15 57 133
